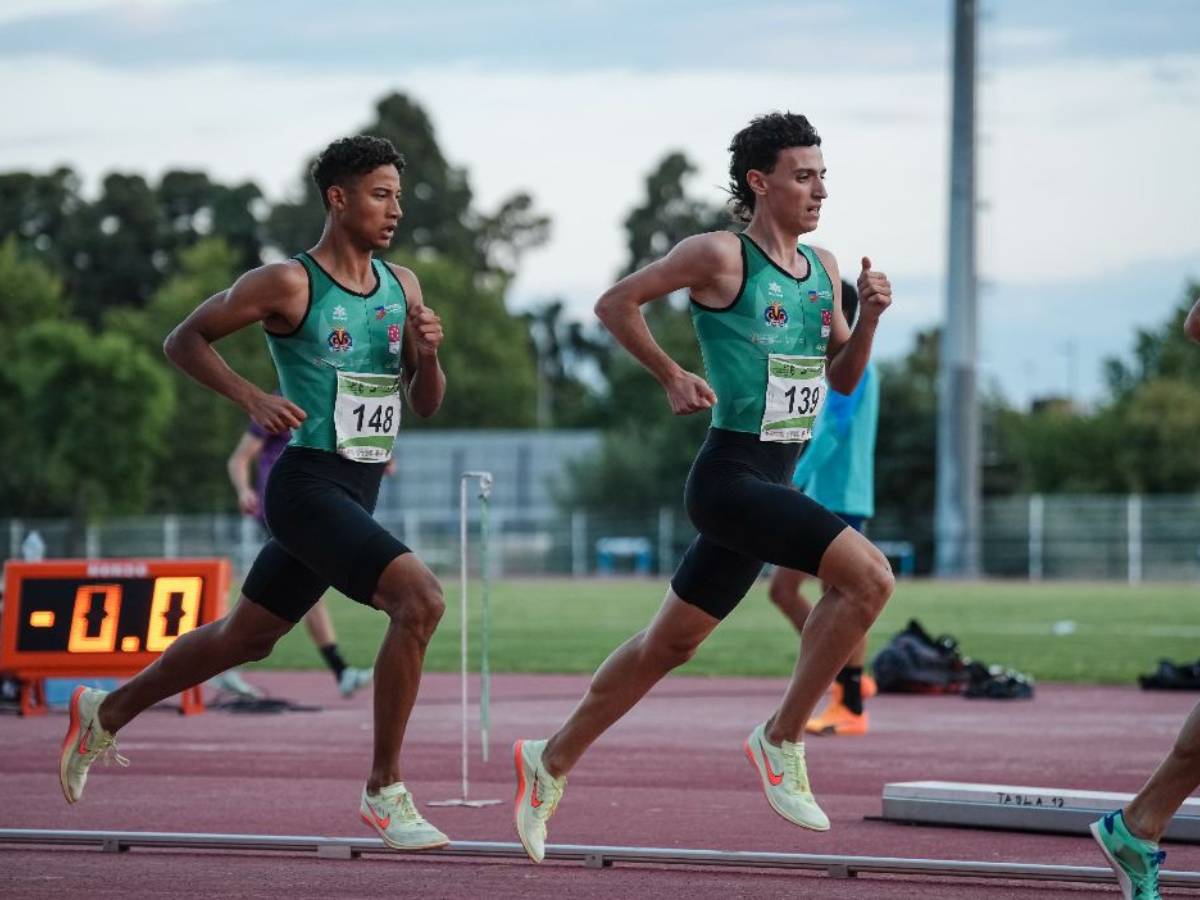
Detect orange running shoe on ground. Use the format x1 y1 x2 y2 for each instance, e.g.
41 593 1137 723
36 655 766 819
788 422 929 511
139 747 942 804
862 674 878 699
806 701 869 736
828 674 877 703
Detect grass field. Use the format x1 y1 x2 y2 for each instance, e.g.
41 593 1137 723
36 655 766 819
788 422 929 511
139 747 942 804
249 578 1200 685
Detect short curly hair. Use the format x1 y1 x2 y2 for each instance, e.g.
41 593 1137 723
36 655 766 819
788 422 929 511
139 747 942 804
727 113 821 221
311 135 406 209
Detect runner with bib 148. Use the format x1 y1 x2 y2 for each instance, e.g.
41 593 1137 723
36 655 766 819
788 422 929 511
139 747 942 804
512 111 895 861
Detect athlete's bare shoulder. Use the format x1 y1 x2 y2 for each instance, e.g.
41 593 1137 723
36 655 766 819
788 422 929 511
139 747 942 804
225 259 310 330
810 244 841 282
673 230 742 273
384 261 424 305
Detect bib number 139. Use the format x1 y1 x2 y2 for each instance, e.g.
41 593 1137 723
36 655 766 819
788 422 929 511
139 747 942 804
760 355 826 443
334 371 401 462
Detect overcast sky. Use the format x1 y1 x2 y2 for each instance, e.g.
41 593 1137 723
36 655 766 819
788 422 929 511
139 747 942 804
3 0 1198 406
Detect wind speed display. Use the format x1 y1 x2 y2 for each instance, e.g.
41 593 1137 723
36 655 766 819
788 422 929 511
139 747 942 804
1 558 229 676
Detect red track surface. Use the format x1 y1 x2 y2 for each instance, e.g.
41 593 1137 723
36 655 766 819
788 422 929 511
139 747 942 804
3 672 1198 898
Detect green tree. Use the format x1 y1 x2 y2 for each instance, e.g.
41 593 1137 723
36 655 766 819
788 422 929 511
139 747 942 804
523 299 609 427
106 238 276 511
3 320 173 519
560 152 727 514
266 92 549 282
389 252 537 429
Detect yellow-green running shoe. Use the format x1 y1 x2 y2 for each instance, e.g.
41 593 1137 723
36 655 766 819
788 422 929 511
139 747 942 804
512 738 566 863
1090 810 1164 900
59 686 127 805
359 782 448 850
743 721 829 831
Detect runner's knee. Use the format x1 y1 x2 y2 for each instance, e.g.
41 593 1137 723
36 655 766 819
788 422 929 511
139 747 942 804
850 553 894 620
379 578 445 643
639 630 700 671
220 619 289 662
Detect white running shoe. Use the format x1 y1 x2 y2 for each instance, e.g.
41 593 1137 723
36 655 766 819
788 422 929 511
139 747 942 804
360 782 449 850
743 721 830 831
512 738 566 863
59 686 128 805
210 669 263 700
338 667 373 698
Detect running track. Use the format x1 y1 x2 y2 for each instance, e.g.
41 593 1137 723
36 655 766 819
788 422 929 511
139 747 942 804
2 673 1198 898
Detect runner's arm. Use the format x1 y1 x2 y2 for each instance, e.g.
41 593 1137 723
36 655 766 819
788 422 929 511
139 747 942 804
1185 296 1200 342
594 234 728 415
824 253 891 394
393 265 446 418
163 263 308 434
227 432 264 516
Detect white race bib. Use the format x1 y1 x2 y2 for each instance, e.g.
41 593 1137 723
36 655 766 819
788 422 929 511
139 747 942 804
760 355 826 443
334 371 401 462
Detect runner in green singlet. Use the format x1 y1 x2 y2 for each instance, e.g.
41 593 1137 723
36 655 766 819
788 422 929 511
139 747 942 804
512 112 895 861
59 136 452 850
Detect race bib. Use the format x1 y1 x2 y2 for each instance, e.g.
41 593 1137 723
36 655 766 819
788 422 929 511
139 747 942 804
760 355 826 443
334 371 401 462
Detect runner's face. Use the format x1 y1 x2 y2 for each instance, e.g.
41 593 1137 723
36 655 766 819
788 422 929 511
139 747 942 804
755 146 827 235
342 165 402 250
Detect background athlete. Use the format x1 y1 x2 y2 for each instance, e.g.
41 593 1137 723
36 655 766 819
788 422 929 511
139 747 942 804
1089 295 1200 899
225 412 375 698
59 135 452 851
512 112 895 862
768 279 880 737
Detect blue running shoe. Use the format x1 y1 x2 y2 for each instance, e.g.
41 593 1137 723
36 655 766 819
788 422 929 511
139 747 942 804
1090 810 1165 900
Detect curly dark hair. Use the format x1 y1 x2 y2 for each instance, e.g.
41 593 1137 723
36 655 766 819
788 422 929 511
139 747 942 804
311 135 406 209
727 112 821 221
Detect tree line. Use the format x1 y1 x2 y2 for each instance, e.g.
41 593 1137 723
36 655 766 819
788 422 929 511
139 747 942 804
3 90 1198 536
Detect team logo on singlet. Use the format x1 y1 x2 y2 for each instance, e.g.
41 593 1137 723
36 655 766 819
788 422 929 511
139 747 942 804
332 305 348 320
387 323 402 355
808 290 819 303
374 303 404 320
821 309 832 326
327 328 353 351
764 301 789 327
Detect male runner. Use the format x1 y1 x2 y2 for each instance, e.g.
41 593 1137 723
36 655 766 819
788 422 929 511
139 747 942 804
59 135 451 850
513 112 895 862
768 279 880 737
1089 296 1200 899
226 416 373 698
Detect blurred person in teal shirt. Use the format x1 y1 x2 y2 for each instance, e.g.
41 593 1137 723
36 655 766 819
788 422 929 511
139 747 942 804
768 279 879 736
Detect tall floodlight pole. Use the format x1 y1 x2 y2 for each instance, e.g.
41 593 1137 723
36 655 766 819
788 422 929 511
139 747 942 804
935 0 980 577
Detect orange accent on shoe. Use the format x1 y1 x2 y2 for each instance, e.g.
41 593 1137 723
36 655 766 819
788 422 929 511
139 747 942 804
513 741 530 823
759 739 785 785
363 805 391 830
59 686 85 805
78 727 91 755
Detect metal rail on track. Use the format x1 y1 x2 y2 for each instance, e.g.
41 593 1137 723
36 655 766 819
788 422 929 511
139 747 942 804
3 828 1199 886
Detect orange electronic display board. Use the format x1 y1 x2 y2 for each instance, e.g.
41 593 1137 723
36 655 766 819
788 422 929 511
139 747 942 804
1 558 230 715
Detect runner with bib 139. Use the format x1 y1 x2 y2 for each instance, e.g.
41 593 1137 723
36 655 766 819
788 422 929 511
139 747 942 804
512 111 895 861
58 136 453 851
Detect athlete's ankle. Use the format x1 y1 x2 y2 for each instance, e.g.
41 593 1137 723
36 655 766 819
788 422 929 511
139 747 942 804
1122 806 1164 845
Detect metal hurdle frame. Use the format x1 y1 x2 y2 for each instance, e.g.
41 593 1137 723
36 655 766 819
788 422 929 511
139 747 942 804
429 471 500 808
3 828 1200 887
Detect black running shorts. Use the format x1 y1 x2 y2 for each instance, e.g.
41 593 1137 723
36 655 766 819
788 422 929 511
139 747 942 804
670 428 849 620
242 446 410 623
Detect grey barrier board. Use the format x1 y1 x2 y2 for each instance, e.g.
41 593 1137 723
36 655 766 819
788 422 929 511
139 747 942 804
2 828 1200 886
882 781 1200 843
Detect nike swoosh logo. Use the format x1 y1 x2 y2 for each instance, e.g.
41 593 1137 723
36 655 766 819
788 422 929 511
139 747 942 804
365 805 390 829
530 776 543 809
759 739 784 786
78 727 91 756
